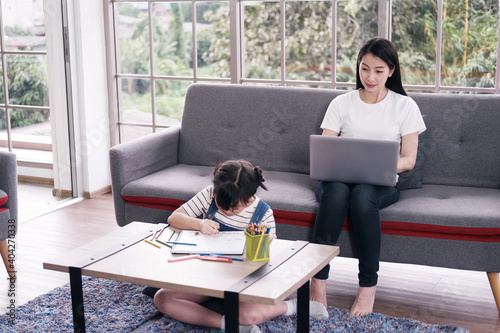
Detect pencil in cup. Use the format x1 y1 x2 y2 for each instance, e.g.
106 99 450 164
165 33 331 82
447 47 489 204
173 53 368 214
245 230 270 261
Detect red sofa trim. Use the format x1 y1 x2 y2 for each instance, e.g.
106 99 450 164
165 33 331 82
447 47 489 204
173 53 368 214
123 196 500 242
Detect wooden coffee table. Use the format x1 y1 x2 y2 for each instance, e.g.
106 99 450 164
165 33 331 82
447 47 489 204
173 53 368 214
43 222 339 333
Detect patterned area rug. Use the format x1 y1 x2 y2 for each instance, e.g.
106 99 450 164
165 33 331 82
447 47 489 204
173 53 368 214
0 277 158 332
0 277 469 333
144 306 470 333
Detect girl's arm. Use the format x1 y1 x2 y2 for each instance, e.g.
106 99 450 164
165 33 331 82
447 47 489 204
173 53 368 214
397 132 419 173
167 207 220 235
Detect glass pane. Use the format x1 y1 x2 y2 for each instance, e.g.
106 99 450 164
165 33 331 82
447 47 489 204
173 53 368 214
392 0 437 86
119 78 152 124
6 54 49 107
9 108 48 129
242 1 281 80
155 80 189 126
116 2 151 75
9 108 52 163
197 2 230 78
336 0 378 84
0 66 4 104
120 124 153 143
0 109 6 149
153 2 193 76
285 0 332 82
441 0 498 88
2 0 46 51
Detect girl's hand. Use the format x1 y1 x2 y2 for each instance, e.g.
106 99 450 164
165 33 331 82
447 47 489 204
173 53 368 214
199 219 220 235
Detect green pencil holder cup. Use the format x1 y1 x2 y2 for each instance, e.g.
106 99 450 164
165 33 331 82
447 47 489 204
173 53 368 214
245 231 270 262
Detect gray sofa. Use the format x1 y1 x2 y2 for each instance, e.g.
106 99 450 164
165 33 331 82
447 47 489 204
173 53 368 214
110 83 500 312
0 150 18 274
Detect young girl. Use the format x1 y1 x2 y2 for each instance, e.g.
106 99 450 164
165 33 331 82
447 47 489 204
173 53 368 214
154 160 328 332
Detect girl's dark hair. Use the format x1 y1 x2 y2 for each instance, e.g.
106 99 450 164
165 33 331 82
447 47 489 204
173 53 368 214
212 160 268 211
356 37 407 96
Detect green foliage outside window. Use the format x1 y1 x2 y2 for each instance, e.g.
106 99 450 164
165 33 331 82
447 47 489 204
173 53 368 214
117 0 499 125
0 26 48 130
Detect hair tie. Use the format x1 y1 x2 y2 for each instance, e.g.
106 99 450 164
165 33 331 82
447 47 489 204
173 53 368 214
254 167 265 182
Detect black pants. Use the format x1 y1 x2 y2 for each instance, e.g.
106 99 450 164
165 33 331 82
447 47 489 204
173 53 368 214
312 181 399 287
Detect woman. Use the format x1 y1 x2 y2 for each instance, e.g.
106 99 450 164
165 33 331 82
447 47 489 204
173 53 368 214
310 37 426 317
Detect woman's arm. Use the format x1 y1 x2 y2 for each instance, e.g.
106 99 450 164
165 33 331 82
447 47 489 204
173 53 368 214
322 129 339 136
167 207 220 235
397 132 419 173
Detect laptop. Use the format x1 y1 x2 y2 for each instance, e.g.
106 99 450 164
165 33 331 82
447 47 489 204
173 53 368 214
309 135 399 186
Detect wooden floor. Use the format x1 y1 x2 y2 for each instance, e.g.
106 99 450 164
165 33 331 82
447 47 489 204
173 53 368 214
1 183 499 332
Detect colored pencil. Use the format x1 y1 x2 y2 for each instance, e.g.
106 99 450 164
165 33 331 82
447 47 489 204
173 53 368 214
166 241 197 246
217 256 244 262
144 239 161 248
155 239 172 248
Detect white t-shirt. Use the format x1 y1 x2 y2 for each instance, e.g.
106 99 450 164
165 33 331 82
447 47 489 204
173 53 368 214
321 90 426 146
181 186 276 234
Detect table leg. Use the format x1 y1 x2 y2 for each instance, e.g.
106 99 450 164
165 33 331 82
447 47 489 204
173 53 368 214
224 290 239 333
69 266 86 333
297 280 310 333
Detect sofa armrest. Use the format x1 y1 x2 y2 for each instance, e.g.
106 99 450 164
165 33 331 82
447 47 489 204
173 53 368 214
109 125 181 226
0 151 18 239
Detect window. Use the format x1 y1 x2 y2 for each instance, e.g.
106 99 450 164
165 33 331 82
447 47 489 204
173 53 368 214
0 0 52 168
106 0 500 144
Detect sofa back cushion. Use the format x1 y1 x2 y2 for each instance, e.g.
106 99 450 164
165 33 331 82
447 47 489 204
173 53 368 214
179 84 500 188
410 93 500 188
179 83 343 174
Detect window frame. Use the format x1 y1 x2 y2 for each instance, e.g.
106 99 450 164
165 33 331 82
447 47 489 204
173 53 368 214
105 0 500 146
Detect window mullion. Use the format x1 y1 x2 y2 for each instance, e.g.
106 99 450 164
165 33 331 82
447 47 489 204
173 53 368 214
281 0 286 86
496 0 500 94
435 0 443 93
147 2 157 131
378 0 391 39
192 1 198 82
332 0 337 88
230 0 242 83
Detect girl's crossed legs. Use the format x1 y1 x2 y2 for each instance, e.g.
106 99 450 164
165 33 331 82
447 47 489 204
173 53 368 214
154 288 289 329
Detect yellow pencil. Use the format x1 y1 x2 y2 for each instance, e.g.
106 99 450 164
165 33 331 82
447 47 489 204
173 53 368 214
254 233 265 260
145 239 161 248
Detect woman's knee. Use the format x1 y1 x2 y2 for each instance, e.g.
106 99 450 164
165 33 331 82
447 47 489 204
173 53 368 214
350 184 378 212
316 181 350 204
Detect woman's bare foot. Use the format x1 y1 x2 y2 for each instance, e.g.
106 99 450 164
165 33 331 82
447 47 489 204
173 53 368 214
310 278 328 309
349 286 376 317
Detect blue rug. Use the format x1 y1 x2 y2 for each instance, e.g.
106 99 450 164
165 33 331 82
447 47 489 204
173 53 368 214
144 305 470 333
0 277 469 332
0 277 158 332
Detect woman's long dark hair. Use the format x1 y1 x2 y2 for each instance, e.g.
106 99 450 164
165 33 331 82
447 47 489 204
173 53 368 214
356 37 407 96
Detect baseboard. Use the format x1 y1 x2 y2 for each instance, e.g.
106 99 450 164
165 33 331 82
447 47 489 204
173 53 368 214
18 175 54 185
84 185 112 199
51 189 73 198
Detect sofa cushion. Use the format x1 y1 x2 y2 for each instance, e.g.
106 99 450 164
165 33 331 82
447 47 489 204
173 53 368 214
179 84 344 174
379 184 500 241
0 189 7 208
121 164 213 208
121 165 319 225
409 93 500 188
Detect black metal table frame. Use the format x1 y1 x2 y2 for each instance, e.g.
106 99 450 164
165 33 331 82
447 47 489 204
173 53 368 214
66 229 311 333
